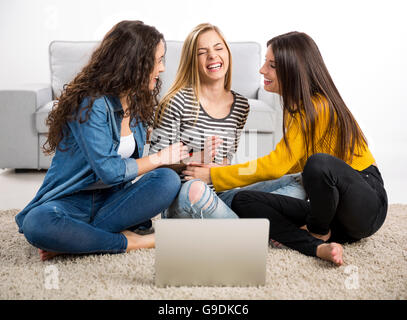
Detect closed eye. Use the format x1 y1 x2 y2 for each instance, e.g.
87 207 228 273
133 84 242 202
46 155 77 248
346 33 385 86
265 59 276 68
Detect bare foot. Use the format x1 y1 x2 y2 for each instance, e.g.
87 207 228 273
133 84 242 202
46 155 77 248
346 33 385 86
122 230 155 252
38 249 62 261
316 242 344 266
270 239 284 248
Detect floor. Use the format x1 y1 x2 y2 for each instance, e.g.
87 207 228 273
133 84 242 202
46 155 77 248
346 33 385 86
1 156 406 210
0 169 48 210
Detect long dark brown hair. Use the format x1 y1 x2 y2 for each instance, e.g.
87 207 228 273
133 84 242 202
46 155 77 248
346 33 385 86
44 20 164 155
268 31 367 162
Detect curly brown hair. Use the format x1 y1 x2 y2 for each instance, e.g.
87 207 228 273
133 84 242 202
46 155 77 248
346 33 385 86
43 20 164 155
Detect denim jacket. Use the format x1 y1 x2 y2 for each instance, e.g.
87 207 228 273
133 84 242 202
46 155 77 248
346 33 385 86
15 95 147 233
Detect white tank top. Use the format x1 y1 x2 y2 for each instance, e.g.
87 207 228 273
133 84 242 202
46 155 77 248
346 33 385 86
117 134 136 159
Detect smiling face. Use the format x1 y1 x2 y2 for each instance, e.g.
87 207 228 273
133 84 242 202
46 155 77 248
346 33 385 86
260 45 280 94
149 40 166 91
196 30 230 84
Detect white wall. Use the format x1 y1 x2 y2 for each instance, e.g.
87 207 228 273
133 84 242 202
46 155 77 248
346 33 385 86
1 0 406 202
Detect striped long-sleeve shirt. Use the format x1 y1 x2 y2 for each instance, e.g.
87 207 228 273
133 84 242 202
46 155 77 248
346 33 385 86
150 87 250 190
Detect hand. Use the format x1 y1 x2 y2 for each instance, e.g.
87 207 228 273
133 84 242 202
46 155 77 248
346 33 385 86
185 161 221 168
182 162 213 184
202 136 223 163
154 142 189 165
186 136 223 164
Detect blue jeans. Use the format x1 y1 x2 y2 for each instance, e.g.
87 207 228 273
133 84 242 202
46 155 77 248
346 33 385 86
21 168 181 254
163 173 306 219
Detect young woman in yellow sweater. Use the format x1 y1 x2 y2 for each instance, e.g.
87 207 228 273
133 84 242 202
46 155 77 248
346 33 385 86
183 31 388 266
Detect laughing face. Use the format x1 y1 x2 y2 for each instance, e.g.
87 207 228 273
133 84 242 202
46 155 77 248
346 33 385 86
260 45 280 94
196 30 230 84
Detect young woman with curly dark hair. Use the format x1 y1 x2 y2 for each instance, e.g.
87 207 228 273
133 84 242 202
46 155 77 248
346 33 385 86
15 20 189 261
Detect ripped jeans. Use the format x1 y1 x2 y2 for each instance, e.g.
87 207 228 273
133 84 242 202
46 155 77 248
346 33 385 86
163 173 306 219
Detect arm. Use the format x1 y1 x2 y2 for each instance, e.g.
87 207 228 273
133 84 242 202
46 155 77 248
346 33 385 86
70 97 188 185
210 99 332 191
210 118 305 191
149 94 186 173
149 93 183 158
226 96 250 164
136 142 189 176
149 92 221 172
183 116 305 191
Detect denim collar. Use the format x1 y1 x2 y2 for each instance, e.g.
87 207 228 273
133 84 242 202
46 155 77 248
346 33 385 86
107 95 145 128
108 95 124 113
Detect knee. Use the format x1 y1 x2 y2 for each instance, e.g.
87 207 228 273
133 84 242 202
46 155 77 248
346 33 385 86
178 179 213 210
155 167 181 186
154 168 181 194
303 153 333 180
22 207 52 246
188 180 206 204
231 191 253 218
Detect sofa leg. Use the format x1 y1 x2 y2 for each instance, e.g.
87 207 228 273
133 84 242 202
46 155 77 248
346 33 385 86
15 169 47 173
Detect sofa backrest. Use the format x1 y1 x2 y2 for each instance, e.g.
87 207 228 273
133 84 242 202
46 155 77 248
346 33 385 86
49 40 262 99
49 41 98 99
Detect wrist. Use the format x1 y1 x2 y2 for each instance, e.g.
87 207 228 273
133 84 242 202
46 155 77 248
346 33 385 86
189 150 203 163
150 152 163 167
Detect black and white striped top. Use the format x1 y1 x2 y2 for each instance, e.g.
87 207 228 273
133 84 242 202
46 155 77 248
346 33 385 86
150 87 250 190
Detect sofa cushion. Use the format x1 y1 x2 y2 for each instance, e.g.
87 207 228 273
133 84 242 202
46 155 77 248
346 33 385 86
34 99 275 135
35 101 55 133
245 99 276 133
232 99 277 163
50 41 261 101
49 41 99 98
228 42 261 99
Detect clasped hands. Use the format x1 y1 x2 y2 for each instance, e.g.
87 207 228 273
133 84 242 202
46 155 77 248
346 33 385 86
182 135 223 184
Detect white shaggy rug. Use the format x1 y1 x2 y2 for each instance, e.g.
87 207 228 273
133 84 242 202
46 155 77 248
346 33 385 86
1 205 406 300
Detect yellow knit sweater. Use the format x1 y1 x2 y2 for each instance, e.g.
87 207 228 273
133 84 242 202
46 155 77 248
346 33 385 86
211 96 375 192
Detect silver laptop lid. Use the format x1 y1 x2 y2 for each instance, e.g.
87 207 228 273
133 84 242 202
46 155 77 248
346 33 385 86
155 219 269 287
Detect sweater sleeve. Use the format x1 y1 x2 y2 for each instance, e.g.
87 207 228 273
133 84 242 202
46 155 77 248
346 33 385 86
211 97 334 192
211 115 307 191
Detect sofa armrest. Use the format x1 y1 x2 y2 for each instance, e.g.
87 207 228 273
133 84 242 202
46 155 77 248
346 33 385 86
0 84 52 169
0 83 52 110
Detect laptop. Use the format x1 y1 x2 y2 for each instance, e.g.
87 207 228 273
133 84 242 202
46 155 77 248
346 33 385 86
154 219 269 287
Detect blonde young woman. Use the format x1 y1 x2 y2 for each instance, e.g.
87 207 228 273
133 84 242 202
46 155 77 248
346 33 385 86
150 23 304 219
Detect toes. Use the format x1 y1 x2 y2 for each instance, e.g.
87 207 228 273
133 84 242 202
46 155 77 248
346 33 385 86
331 244 344 265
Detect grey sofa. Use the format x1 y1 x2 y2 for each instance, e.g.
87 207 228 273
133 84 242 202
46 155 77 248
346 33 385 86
0 40 283 170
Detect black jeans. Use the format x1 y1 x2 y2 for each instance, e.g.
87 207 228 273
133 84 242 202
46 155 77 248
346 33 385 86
231 153 388 257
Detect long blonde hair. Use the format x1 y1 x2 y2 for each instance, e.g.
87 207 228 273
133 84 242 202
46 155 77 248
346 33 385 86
154 23 232 127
